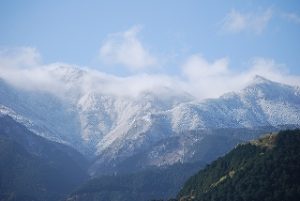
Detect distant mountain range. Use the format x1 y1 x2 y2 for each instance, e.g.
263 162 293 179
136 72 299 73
0 65 300 176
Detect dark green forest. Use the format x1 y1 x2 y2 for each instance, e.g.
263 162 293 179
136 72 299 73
177 129 300 201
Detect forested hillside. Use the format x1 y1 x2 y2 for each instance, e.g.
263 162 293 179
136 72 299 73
178 130 300 201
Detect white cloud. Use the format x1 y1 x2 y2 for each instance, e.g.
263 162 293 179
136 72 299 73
222 8 273 34
180 55 300 99
282 12 300 25
0 47 41 68
0 47 300 101
66 66 178 98
181 55 232 99
0 47 176 99
245 58 300 85
182 54 229 79
99 26 157 71
222 10 247 33
0 47 66 96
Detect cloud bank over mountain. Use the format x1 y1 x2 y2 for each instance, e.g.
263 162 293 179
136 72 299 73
0 45 299 100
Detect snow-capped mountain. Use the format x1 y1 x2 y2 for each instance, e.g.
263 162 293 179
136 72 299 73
0 65 299 174
169 75 300 130
90 75 300 174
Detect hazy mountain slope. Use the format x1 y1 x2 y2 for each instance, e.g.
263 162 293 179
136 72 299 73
0 78 84 152
0 115 89 168
66 161 205 201
0 115 88 201
178 129 300 201
90 128 260 175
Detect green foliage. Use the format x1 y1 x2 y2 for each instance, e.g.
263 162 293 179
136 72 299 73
178 129 300 201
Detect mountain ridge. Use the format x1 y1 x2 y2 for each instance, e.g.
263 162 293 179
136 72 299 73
0 66 299 174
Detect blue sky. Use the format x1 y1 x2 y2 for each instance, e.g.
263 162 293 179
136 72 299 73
1 0 300 74
0 1 300 99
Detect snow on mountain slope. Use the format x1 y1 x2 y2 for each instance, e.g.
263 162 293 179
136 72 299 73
0 65 192 156
0 65 299 172
91 76 300 173
168 75 300 130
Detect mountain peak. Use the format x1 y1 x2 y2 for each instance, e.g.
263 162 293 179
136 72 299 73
251 75 272 85
244 75 282 92
47 64 85 81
